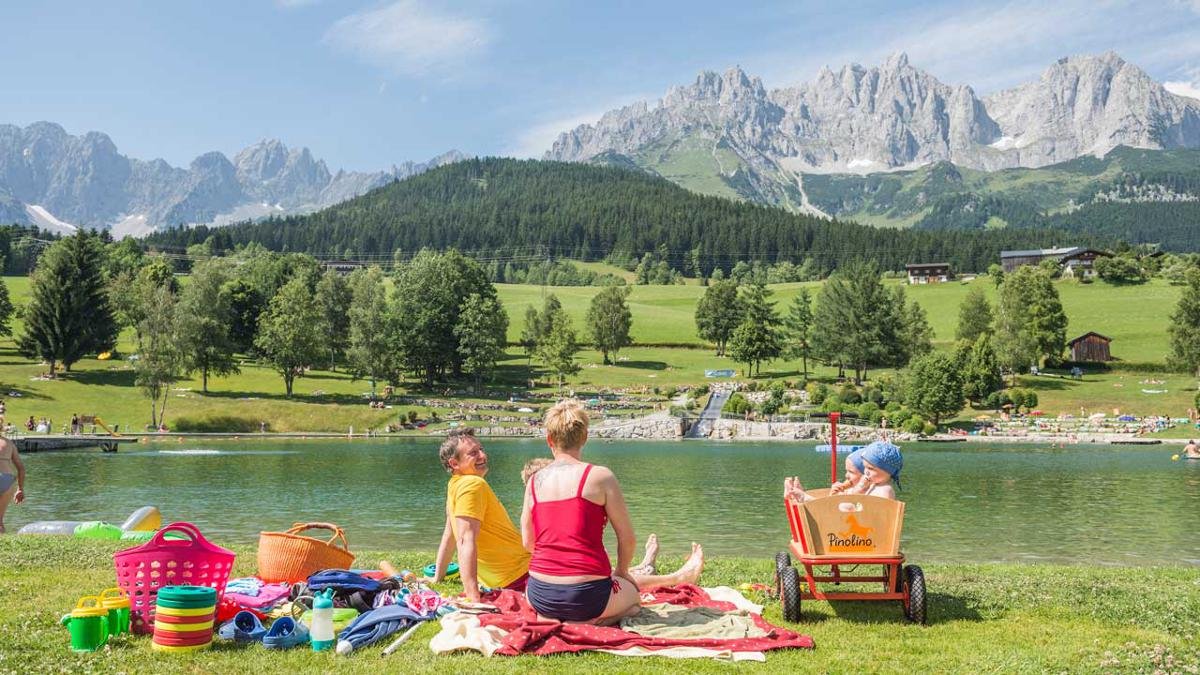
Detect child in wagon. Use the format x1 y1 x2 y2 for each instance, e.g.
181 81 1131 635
784 441 902 502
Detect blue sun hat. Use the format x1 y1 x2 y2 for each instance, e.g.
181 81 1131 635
861 440 903 488
846 448 865 473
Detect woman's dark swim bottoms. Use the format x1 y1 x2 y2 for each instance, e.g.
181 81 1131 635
526 576 613 622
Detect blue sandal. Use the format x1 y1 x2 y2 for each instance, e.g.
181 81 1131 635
263 617 310 649
217 611 268 642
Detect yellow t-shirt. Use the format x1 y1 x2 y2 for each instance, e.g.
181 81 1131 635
446 474 530 588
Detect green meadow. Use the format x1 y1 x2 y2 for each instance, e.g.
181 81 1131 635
3 538 1197 673
0 274 1191 433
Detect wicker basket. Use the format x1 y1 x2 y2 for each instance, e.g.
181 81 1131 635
256 522 355 583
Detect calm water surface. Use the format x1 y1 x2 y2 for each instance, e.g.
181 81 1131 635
13 439 1200 565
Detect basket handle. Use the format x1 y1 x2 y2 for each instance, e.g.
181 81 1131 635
285 522 350 552
145 521 207 547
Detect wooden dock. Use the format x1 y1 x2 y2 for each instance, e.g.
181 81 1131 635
13 435 139 453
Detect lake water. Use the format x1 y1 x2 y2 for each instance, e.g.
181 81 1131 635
12 439 1200 566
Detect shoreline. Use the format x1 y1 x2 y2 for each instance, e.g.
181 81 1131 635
27 428 1187 446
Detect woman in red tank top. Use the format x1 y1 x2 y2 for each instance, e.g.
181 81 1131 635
520 400 705 625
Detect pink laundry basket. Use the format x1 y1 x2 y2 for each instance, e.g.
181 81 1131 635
113 522 236 634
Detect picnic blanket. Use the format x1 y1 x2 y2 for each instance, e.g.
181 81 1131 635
445 584 813 658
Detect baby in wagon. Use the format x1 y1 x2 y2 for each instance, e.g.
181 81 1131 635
784 441 902 502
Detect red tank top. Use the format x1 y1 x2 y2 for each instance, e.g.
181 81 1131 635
528 464 612 577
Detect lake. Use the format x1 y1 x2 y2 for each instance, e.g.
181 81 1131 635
12 438 1200 566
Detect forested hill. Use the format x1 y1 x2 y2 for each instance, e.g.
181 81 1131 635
146 158 1103 274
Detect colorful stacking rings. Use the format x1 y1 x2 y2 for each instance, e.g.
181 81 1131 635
152 586 217 653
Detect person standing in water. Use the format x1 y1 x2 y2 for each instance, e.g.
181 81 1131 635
1183 440 1200 459
0 434 26 533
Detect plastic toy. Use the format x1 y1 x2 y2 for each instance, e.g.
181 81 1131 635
61 597 109 652
777 412 927 624
99 588 131 635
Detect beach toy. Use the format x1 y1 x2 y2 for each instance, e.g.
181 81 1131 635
113 522 235 634
310 588 336 651
61 596 109 652
152 586 217 652
99 588 131 635
300 607 358 633
74 521 124 540
423 562 459 579
1172 454 1181 461
18 505 161 537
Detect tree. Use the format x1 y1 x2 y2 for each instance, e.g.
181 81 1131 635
898 288 933 361
393 249 496 385
220 278 265 355
0 260 13 338
1169 269 1200 375
134 285 183 428
19 233 118 373
586 285 633 364
726 283 782 377
988 263 1004 287
455 293 509 393
1094 255 1147 284
956 286 994 343
811 260 899 382
174 259 239 393
961 337 1003 403
345 266 396 392
694 279 742 355
993 266 1067 379
103 237 146 279
905 351 964 426
254 277 327 397
520 305 540 367
314 269 352 368
536 310 580 390
783 288 814 380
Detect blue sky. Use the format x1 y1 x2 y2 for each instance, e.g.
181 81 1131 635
2 1 1199 171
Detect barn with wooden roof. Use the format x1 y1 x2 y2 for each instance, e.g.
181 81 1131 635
1067 332 1112 362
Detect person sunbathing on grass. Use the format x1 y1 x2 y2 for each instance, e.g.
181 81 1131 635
520 399 704 626
784 442 902 502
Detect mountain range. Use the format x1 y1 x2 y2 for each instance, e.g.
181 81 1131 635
0 121 463 235
546 52 1200 214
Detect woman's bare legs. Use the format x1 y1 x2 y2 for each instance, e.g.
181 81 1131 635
628 534 659 576
590 574 642 626
0 485 14 534
628 543 704 590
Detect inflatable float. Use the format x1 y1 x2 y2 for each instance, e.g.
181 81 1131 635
18 505 162 541
814 444 864 454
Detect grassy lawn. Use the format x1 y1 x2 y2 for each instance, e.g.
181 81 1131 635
0 275 1192 432
2 537 1197 673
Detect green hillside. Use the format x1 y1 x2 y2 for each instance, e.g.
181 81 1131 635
801 147 1200 248
147 158 1100 275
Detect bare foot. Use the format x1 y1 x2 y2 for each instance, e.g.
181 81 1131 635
630 534 659 575
675 543 704 585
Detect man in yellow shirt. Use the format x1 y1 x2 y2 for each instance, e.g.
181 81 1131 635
432 428 530 601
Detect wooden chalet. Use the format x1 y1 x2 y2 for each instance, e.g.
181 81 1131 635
905 262 952 284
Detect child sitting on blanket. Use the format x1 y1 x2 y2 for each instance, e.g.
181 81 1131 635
784 442 902 502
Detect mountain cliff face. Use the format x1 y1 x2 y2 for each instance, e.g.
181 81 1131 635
0 122 464 235
547 52 1200 210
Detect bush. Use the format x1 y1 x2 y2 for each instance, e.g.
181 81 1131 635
903 415 926 435
662 386 678 399
744 380 760 392
885 401 903 414
761 397 784 415
869 409 885 427
857 401 880 419
821 395 843 413
693 383 710 397
838 385 862 404
922 421 937 435
889 407 912 427
724 393 752 415
806 382 828 405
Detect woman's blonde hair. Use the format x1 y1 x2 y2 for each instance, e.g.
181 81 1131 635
544 399 589 451
521 457 553 484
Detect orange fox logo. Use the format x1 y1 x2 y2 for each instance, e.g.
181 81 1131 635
840 514 873 540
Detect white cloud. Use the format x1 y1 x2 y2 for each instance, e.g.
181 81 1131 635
505 110 608 159
1164 80 1200 100
760 0 1200 95
323 0 491 77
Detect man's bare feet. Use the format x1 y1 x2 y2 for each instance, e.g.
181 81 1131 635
630 534 659 576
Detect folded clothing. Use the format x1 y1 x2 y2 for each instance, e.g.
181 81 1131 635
474 584 813 656
621 604 767 639
225 577 264 597
226 583 290 610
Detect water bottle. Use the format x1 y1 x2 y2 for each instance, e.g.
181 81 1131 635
311 588 335 651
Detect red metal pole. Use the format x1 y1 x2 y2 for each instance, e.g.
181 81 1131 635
829 412 840 484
